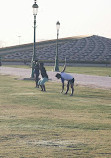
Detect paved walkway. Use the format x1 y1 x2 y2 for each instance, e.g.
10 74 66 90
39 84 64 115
0 66 111 89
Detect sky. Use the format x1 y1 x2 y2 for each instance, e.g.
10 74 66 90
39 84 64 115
0 0 111 47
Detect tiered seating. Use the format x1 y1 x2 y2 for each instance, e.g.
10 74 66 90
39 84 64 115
0 35 111 63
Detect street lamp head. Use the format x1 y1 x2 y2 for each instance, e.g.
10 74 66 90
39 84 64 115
56 21 60 31
32 0 39 15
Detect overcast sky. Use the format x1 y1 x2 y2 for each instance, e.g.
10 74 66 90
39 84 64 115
0 0 111 47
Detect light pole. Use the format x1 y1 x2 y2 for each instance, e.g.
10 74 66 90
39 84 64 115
54 21 60 71
31 0 39 78
18 35 21 45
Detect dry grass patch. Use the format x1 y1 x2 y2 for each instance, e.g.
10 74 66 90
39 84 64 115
0 75 111 157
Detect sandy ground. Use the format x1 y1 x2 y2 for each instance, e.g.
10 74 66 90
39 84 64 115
0 66 111 90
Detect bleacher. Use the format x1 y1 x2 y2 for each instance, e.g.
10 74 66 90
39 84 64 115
0 35 111 64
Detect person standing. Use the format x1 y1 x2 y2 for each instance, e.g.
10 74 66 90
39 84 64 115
33 61 40 88
38 62 48 91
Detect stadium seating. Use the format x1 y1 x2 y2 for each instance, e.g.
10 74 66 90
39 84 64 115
0 35 111 63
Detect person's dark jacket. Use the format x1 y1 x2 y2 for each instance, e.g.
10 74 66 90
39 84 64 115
40 67 48 78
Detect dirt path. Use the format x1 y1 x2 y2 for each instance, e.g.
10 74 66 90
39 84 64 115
0 66 111 89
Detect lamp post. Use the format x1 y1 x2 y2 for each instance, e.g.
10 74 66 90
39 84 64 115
31 0 39 78
54 21 60 71
18 35 21 45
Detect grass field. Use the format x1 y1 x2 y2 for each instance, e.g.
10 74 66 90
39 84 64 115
0 74 111 157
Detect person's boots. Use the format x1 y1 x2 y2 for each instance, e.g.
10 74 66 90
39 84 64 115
43 85 46 91
40 85 43 91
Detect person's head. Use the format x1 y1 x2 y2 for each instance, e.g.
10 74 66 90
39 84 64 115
34 59 38 62
55 73 61 79
35 62 39 69
40 62 44 67
39 62 44 70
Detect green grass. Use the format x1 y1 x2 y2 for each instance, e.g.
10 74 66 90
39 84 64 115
0 75 111 157
3 64 31 69
4 65 111 76
47 66 111 77
65 66 111 77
